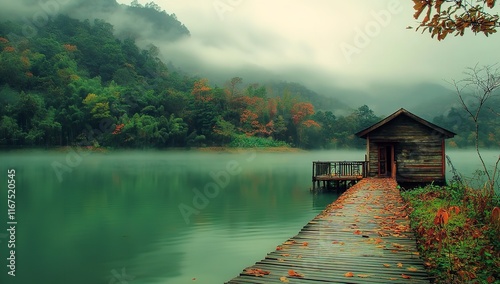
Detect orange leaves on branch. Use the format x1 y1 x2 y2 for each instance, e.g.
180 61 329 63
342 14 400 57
112 124 125 135
412 0 431 21
63 44 78 52
192 78 212 101
291 102 314 125
302 119 321 128
413 0 499 39
268 98 278 119
3 46 15 52
240 110 258 124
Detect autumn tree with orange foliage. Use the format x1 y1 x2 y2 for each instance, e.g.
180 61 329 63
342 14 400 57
412 0 499 40
191 78 213 102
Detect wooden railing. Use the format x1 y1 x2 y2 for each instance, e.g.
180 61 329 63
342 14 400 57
312 161 367 180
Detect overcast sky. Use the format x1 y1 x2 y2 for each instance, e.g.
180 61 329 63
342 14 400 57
112 1 498 93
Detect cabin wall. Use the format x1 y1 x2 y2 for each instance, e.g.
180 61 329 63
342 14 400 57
366 115 446 183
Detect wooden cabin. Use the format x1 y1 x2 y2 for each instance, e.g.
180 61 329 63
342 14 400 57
355 108 455 185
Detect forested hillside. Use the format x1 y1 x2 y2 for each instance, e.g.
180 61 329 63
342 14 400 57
0 10 497 149
433 95 500 148
0 14 385 149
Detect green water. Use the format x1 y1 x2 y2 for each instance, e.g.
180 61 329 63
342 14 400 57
0 149 497 284
0 150 359 284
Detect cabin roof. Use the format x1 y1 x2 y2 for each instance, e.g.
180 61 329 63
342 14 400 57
355 108 456 139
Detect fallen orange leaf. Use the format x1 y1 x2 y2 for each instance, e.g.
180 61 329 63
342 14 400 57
401 274 411 279
353 230 362 235
302 242 308 246
288 270 304 278
244 268 270 277
397 262 403 268
449 206 460 215
357 274 370 278
407 267 418 272
434 208 449 225
280 276 290 283
383 264 391 268
344 272 354 277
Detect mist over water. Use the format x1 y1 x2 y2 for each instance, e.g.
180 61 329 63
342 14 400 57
0 149 496 283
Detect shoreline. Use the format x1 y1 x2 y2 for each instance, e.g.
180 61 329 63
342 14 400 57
0 145 305 153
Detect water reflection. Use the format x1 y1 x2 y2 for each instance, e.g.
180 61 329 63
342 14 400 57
0 150 342 284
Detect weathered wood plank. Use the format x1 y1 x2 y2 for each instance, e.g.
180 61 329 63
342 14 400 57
226 178 431 284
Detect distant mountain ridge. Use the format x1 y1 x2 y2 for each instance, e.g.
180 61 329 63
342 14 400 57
265 81 351 115
1 0 190 41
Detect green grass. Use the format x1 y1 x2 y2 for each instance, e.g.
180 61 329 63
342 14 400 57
229 135 290 148
401 184 500 283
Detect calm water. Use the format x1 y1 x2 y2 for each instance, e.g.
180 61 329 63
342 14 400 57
0 149 497 284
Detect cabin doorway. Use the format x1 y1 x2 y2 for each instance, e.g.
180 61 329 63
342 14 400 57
378 144 395 178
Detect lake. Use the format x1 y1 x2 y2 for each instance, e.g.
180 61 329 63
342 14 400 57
0 149 497 284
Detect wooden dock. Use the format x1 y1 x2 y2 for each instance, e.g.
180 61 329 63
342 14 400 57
312 161 367 190
226 178 431 284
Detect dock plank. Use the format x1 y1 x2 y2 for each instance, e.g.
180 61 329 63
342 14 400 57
226 178 431 284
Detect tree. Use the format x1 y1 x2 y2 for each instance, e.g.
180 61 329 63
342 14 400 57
0 115 23 145
355 105 378 129
412 0 499 40
452 64 500 192
226 77 242 97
